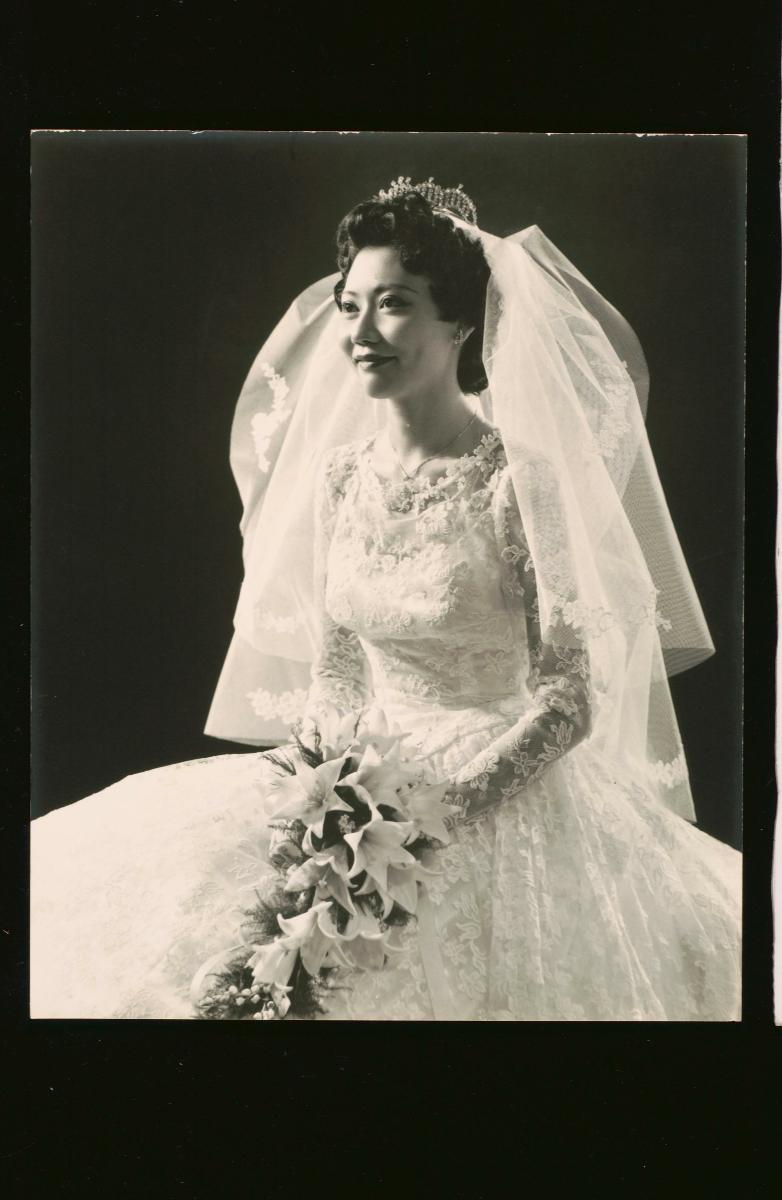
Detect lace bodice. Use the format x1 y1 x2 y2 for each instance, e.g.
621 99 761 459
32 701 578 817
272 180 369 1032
303 431 591 820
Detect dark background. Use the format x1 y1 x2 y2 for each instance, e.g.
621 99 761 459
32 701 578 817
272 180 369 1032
31 131 745 847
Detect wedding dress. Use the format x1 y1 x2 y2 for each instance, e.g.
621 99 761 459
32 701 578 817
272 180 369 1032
31 429 741 1021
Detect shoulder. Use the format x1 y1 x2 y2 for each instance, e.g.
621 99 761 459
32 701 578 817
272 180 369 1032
316 435 373 506
494 447 561 509
491 446 562 548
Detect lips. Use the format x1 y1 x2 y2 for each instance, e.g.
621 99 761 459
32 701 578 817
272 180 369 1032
354 354 395 368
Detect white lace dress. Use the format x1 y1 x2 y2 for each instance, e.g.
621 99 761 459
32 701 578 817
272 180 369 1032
31 432 741 1020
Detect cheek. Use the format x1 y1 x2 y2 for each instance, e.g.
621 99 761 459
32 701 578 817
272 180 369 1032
411 330 449 367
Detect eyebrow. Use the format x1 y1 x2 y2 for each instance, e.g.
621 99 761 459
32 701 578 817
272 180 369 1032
340 282 420 296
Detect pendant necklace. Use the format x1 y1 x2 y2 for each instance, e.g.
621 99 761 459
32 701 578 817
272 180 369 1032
390 408 480 480
385 407 480 513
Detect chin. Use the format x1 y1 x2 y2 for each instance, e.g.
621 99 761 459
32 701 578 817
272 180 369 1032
363 386 396 402
357 377 399 402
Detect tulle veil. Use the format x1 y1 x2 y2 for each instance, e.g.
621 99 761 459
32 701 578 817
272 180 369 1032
205 205 713 822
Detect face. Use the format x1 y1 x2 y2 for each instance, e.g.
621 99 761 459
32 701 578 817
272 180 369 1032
339 245 461 402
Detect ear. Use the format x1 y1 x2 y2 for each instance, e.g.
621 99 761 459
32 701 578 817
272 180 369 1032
454 323 476 346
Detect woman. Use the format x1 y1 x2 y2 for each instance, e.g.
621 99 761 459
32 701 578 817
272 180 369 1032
31 179 741 1020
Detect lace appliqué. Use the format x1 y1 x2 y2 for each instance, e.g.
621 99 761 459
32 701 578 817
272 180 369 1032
564 334 634 465
367 431 503 516
255 609 304 634
588 358 633 462
247 686 308 726
647 752 688 789
305 433 527 715
551 594 673 639
250 362 292 473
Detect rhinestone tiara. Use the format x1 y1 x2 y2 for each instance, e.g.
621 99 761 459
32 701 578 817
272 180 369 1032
373 175 478 225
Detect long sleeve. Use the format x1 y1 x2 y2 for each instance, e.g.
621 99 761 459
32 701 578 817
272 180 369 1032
300 449 372 741
446 469 592 823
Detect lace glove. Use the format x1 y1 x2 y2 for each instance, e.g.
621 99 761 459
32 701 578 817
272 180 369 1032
444 643 591 825
445 468 592 826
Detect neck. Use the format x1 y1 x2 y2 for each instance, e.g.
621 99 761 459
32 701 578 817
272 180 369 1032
385 383 475 457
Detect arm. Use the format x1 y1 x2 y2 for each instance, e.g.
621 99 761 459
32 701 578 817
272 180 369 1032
446 470 592 823
298 448 372 749
266 449 372 856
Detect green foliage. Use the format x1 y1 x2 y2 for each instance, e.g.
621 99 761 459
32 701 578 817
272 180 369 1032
195 958 258 1021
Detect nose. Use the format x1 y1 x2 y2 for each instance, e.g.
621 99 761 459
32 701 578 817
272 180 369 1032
351 304 380 345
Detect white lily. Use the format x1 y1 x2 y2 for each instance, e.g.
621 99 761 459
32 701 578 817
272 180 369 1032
284 842 357 915
396 779 460 845
267 753 353 838
340 742 424 815
355 857 439 915
276 901 350 976
343 801 417 892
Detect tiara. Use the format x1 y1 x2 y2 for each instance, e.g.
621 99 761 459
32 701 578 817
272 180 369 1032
374 175 478 225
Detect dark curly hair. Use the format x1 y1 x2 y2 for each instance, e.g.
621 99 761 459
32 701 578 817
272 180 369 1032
334 192 490 393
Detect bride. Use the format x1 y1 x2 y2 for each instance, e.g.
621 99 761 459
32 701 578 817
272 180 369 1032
31 177 741 1021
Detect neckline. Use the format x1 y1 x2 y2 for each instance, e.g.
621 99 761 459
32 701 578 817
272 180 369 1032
360 428 504 510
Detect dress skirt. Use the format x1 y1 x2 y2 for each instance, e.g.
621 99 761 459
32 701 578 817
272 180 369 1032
31 713 741 1021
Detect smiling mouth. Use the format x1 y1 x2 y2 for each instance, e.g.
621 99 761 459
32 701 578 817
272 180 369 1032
354 355 395 369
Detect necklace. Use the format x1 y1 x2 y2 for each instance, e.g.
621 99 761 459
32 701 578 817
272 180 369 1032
390 408 480 480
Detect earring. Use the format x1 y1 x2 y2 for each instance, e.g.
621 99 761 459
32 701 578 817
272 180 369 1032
454 328 464 345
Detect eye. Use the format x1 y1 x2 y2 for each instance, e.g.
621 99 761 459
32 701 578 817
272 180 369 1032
379 295 408 309
339 299 358 315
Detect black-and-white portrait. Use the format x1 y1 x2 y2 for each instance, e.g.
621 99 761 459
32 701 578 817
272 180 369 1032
31 131 743 1020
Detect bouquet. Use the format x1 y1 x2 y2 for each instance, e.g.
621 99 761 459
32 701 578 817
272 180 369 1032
192 706 458 1020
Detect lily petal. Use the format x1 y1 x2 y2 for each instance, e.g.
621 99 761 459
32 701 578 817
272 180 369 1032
344 819 416 883
403 782 459 844
338 908 385 941
277 900 334 945
308 794 355 840
284 858 326 893
299 905 344 976
247 940 299 987
318 864 357 915
341 744 423 812
355 873 395 918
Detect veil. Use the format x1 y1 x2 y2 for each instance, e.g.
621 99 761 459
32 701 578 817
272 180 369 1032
205 203 714 822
